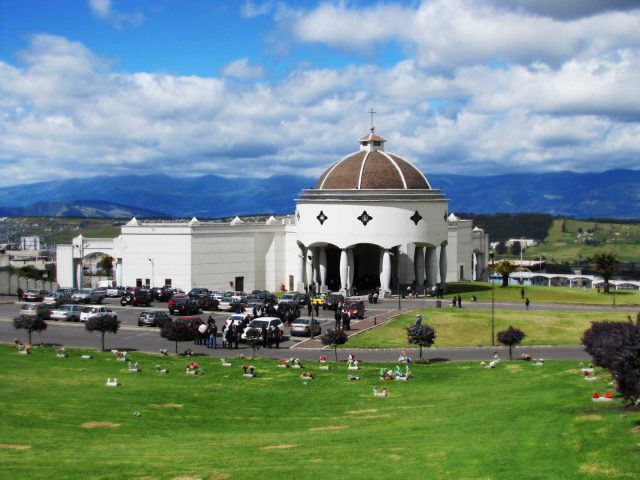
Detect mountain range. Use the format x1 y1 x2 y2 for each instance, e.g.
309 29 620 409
0 169 638 220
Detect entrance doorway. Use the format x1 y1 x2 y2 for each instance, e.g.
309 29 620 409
352 244 381 293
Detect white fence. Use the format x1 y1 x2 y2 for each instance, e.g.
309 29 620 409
0 270 59 296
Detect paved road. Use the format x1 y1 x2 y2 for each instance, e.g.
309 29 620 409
2 295 630 362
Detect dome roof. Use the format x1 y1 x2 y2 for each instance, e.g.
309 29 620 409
315 132 431 190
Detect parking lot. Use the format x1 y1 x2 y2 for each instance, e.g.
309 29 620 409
0 296 393 355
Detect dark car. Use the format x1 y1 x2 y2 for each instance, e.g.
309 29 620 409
138 310 172 327
343 299 365 319
168 296 200 315
323 293 345 310
189 288 213 310
151 287 174 302
251 290 278 303
275 302 300 321
120 289 152 307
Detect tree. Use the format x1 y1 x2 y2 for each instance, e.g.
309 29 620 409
13 315 47 344
244 327 263 359
592 251 619 293
406 324 436 359
97 256 114 277
321 329 348 362
494 260 517 287
494 242 507 255
582 319 640 405
85 314 120 351
510 241 522 256
497 326 526 360
160 321 195 354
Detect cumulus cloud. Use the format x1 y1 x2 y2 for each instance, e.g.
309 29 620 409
1 7 640 188
221 58 265 80
88 0 144 29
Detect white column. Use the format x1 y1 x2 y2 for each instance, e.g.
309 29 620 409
297 245 306 292
439 244 448 292
381 249 391 294
426 247 438 288
318 247 328 293
347 248 355 294
414 246 425 294
339 249 348 295
378 247 384 289
306 248 315 291
116 260 123 287
76 262 84 289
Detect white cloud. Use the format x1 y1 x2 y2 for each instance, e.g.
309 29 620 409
241 1 276 18
221 58 264 80
88 0 144 28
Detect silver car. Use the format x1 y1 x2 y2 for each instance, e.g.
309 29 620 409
71 288 105 304
80 306 117 322
50 304 83 322
290 318 321 337
19 302 51 319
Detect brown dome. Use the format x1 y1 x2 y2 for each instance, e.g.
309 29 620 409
315 134 431 190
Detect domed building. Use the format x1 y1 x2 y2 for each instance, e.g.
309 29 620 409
56 129 488 294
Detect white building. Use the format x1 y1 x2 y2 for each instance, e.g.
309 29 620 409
56 130 489 294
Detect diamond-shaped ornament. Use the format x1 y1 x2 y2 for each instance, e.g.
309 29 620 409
316 211 328 225
410 210 423 226
358 210 373 226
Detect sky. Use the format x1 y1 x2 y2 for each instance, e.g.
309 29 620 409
0 0 639 187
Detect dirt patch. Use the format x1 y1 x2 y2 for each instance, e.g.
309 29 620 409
81 422 120 429
310 459 323 464
579 464 619 476
388 454 402 461
347 408 378 414
631 425 640 434
0 444 31 451
561 369 581 375
576 414 603 422
260 444 297 450
150 403 183 409
505 364 522 372
309 425 348 432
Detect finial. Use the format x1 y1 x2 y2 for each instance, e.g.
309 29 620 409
368 107 376 133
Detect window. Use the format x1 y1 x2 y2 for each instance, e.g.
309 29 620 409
235 276 244 292
164 279 172 287
373 141 381 146
459 265 464 280
145 278 150 287
136 278 142 287
361 141 368 146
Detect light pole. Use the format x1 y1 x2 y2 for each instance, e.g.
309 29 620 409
490 253 495 346
148 258 154 288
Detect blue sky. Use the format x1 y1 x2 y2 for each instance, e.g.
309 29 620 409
0 0 639 186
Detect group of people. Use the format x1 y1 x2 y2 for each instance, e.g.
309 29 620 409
333 303 352 330
367 288 380 304
449 295 463 308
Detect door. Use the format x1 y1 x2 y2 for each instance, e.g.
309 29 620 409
235 276 244 293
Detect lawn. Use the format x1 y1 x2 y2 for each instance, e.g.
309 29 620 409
347 309 634 349
444 282 640 306
1 345 639 479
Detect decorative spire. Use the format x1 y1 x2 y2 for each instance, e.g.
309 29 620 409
368 107 376 133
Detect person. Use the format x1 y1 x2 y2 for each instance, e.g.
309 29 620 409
314 302 320 317
307 299 313 317
525 298 530 310
225 325 233 349
232 324 239 349
373 290 378 304
273 327 280 349
207 317 217 349
415 314 423 326
253 305 258 318
267 325 274 349
334 309 341 330
17 287 23 302
262 325 268 348
342 310 351 331
457 295 462 308
368 291 373 304
471 294 477 302
521 287 525 299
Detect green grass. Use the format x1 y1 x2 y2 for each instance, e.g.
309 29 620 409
445 282 640 306
348 309 634 348
0 345 638 479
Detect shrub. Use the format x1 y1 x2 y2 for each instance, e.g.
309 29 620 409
406 324 436 359
13 315 48 344
160 321 195 354
321 329 348 362
85 315 120 351
497 326 526 360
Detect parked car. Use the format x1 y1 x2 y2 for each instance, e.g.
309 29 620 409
188 288 213 310
20 302 51 319
311 294 326 307
323 293 345 311
80 306 117 322
218 296 238 312
342 299 365 319
251 290 278 303
150 287 173 302
168 296 200 315
241 317 285 341
72 288 105 304
120 289 152 307
138 310 172 327
106 287 124 298
290 318 321 337
50 304 83 322
224 313 251 330
93 287 109 297
23 289 50 302
43 288 74 306
278 292 308 306
172 316 205 331
275 302 301 320
244 300 266 318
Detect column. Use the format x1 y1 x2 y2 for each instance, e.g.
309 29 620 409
378 247 384 289
381 249 391 294
306 248 314 292
414 246 425 294
116 260 123 287
426 247 438 289
339 249 348 295
347 248 355 294
76 261 84 289
439 244 448 293
318 247 328 293
296 245 306 292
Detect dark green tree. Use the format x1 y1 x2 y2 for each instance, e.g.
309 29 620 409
321 329 348 362
510 241 522 256
244 327 263 359
97 256 114 277
406 324 436 359
85 314 120 351
497 326 526 360
13 315 48 344
591 251 619 293
494 242 507 255
160 321 195 354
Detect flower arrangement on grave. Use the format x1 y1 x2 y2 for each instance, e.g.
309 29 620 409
182 348 193 357
185 362 202 375
319 354 328 364
300 371 316 380
242 364 255 375
379 368 394 380
289 358 303 368
592 391 613 402
56 347 67 358
114 350 127 361
398 351 411 363
480 361 496 369
17 343 31 354
521 353 532 361
372 386 387 397
277 359 289 368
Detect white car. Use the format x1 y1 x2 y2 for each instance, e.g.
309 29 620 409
80 306 117 322
72 288 105 304
240 317 285 341
50 304 83 322
224 313 250 330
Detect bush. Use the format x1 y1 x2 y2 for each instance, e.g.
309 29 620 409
321 329 348 362
85 315 120 351
160 321 195 354
406 324 436 359
497 326 526 360
13 315 48 344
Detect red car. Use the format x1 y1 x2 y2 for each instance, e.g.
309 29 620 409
342 299 365 319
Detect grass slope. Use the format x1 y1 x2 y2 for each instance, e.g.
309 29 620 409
0 345 639 479
347 309 634 349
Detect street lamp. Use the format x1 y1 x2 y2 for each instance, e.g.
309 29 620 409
490 252 495 346
148 258 154 288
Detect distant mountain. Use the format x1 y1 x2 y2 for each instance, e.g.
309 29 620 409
0 170 638 219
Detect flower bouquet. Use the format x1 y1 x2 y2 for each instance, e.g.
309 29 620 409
277 359 289 368
373 386 387 397
592 391 614 402
185 362 201 375
290 358 303 369
114 350 128 362
56 347 68 358
242 364 256 377
300 371 316 381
